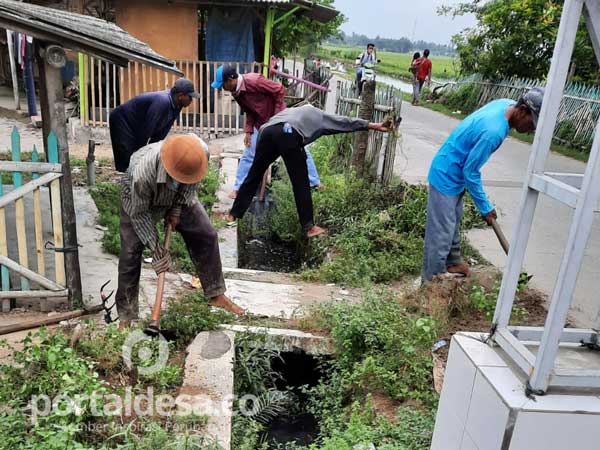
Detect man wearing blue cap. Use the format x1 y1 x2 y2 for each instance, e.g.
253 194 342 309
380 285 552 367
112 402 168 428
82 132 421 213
109 78 199 172
212 64 322 198
421 87 545 283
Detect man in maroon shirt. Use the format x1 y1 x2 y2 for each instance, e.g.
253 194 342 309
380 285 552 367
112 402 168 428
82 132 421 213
212 64 321 198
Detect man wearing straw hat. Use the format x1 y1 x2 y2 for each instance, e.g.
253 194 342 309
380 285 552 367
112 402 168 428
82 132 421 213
116 134 244 329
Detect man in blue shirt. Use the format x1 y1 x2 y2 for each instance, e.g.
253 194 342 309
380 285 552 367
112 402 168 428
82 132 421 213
421 87 545 283
109 78 198 172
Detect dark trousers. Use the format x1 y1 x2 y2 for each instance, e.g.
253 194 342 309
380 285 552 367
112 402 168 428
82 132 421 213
115 202 226 321
230 124 314 232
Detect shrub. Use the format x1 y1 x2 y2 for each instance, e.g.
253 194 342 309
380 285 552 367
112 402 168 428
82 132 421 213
268 136 483 286
0 328 109 449
310 291 438 405
439 83 482 114
160 292 232 349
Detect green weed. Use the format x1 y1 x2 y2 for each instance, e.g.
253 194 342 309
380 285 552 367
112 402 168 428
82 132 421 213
268 136 483 286
468 282 529 321
160 292 232 349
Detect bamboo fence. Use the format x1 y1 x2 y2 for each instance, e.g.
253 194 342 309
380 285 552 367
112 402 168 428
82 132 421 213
437 75 600 151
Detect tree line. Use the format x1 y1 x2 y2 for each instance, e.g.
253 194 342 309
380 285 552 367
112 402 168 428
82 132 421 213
326 31 456 55
440 0 599 84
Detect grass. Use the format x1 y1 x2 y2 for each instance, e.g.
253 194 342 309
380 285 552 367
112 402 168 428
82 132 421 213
266 135 485 287
317 44 459 81
0 294 232 450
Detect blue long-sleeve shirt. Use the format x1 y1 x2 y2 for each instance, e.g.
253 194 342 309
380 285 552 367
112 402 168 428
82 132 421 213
110 90 181 155
428 99 514 215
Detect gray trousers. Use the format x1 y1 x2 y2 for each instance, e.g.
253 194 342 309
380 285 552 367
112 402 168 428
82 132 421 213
115 202 226 320
421 184 464 283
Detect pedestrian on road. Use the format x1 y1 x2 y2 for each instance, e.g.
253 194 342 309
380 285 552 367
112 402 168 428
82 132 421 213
228 105 390 238
409 51 422 105
421 87 545 283
109 78 199 172
413 49 432 106
116 134 244 329
211 64 322 199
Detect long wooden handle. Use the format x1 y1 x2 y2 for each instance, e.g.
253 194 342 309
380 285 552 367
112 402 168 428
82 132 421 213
150 224 173 323
490 218 510 255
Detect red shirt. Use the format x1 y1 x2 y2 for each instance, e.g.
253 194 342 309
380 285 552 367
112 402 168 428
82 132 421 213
233 73 286 134
417 58 432 81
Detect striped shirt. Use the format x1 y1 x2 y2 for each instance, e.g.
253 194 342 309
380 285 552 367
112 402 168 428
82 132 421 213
121 141 199 251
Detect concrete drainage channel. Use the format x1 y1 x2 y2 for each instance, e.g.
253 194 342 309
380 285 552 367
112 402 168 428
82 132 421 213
180 325 333 449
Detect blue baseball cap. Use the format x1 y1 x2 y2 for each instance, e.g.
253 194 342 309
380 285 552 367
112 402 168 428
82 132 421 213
211 64 238 89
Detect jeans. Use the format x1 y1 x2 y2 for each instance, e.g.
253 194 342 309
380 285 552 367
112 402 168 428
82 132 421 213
413 79 426 103
421 184 465 283
234 128 321 190
115 202 226 320
231 124 314 232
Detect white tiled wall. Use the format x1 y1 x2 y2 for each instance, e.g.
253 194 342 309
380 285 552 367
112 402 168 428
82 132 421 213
439 338 478 424
431 334 600 450
509 412 600 450
464 371 510 450
460 430 479 450
430 398 464 450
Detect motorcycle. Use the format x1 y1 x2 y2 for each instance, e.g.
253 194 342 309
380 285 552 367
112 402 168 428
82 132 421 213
356 59 380 95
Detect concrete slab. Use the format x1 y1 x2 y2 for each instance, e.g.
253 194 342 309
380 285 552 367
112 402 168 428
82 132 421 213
225 278 304 318
220 324 332 355
73 187 119 306
214 157 238 215
179 330 236 450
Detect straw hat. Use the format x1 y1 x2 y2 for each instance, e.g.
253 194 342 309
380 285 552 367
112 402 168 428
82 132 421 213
160 134 208 184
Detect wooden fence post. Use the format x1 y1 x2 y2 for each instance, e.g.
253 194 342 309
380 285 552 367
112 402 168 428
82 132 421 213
12 127 29 291
352 80 375 178
38 44 82 308
0 178 9 312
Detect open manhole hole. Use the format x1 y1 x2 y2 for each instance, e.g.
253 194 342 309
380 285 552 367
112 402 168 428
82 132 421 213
233 332 331 449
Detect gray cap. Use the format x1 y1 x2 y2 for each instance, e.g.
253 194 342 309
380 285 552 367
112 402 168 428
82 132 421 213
519 87 545 128
172 78 201 99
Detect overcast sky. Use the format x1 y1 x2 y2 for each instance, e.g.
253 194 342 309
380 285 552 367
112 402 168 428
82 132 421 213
331 0 477 45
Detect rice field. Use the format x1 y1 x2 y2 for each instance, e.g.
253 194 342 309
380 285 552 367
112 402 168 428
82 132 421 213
316 44 459 80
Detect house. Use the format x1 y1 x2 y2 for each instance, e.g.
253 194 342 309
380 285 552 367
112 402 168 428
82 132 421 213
20 0 340 136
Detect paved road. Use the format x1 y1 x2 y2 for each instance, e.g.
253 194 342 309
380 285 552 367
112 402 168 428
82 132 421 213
396 101 600 328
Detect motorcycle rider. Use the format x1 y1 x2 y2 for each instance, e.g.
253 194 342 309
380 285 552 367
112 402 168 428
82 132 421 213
355 43 377 86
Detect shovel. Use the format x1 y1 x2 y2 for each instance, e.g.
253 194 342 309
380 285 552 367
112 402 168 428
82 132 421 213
490 218 533 284
144 224 174 338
